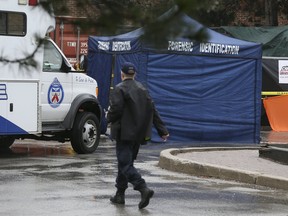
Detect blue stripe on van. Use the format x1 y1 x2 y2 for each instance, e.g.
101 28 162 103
0 116 28 135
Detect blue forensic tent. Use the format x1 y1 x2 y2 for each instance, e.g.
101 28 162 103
87 12 262 144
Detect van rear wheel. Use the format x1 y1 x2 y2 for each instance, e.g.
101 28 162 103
71 112 100 154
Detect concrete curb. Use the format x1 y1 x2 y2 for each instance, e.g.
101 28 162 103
158 147 288 190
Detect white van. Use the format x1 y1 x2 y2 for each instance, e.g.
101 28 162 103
0 0 102 154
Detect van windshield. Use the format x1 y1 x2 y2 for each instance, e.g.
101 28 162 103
43 40 62 72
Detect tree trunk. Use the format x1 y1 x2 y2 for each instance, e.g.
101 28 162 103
265 0 278 26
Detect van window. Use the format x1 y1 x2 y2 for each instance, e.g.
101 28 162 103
43 40 63 72
0 11 26 36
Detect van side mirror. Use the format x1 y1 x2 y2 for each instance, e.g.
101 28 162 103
79 54 88 72
61 58 72 72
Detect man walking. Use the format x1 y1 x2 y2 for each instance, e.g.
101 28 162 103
107 62 169 209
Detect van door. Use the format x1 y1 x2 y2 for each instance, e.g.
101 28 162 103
0 81 39 134
41 40 73 123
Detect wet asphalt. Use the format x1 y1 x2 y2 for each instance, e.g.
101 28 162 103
0 135 287 216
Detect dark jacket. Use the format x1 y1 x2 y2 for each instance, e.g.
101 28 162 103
107 79 168 143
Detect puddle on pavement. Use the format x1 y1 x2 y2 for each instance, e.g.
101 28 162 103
260 131 288 144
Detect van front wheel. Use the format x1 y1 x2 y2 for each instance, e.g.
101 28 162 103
71 112 100 154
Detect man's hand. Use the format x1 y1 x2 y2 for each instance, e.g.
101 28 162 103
104 106 110 118
161 134 169 142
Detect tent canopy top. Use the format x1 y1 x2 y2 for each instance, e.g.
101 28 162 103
89 9 261 59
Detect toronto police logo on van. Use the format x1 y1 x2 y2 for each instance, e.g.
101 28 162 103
48 78 64 108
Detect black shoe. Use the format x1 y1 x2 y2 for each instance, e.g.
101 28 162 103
138 187 154 209
110 192 125 205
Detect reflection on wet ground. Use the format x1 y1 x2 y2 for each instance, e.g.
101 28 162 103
260 130 288 144
4 135 114 157
4 140 75 157
12 144 75 156
3 130 288 158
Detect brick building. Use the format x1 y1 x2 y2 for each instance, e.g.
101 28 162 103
234 8 288 26
55 0 288 27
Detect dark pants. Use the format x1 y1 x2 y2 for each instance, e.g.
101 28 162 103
115 140 146 191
